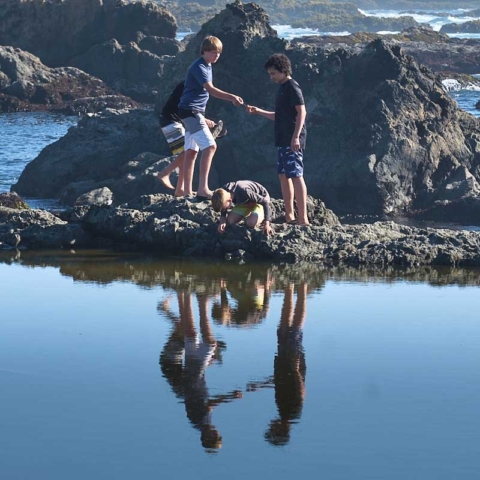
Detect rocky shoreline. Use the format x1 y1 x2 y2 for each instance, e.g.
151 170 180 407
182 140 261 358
1 193 480 267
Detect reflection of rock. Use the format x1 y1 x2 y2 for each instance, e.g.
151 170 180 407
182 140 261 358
2 249 480 288
0 46 136 113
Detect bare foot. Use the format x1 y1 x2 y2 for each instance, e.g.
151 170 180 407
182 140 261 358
156 173 174 190
196 190 213 199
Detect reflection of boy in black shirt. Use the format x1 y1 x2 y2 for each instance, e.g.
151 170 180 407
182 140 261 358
246 54 309 226
159 291 242 452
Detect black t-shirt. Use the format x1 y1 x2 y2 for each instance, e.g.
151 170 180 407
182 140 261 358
160 82 184 124
274 78 307 149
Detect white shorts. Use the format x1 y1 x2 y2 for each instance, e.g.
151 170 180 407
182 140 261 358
182 112 216 152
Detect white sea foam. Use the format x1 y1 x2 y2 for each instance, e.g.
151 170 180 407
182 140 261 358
359 9 480 32
442 79 480 92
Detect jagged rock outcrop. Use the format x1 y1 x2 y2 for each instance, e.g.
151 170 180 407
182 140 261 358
0 0 181 101
0 192 29 209
69 39 178 102
0 45 136 113
0 0 177 67
2 195 480 268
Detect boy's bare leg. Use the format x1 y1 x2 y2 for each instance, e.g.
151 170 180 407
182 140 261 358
226 212 244 226
292 176 309 225
157 152 185 190
182 149 199 196
293 282 307 329
197 143 217 198
174 151 196 196
245 213 260 229
279 174 295 223
174 158 185 197
179 291 197 339
198 295 216 345
280 283 295 329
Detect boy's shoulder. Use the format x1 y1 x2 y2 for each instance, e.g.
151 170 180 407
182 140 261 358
284 78 302 90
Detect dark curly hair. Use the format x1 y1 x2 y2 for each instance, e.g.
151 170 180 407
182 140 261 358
264 54 292 76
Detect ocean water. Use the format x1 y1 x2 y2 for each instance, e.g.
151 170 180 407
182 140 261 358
271 8 480 40
1 253 480 479
0 113 78 204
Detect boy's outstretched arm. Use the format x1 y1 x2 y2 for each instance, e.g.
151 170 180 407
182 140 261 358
291 104 306 152
204 82 243 106
246 105 275 121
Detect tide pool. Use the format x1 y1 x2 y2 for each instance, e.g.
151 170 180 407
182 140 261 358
1 253 480 479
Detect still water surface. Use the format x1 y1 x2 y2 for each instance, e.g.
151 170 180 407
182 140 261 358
1 251 480 479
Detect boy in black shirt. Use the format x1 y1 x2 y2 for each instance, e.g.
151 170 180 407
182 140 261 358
211 180 274 236
246 54 309 225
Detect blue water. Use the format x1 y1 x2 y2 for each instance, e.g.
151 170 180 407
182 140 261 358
1 253 480 479
0 113 78 199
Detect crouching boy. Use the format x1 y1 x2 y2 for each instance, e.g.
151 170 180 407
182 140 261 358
211 180 274 236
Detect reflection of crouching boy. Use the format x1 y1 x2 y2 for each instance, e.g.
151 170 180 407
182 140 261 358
211 180 274 236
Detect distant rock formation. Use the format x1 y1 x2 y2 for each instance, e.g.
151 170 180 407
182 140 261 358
440 20 480 34
294 26 480 75
169 0 419 33
0 46 136 113
0 0 177 66
0 0 180 101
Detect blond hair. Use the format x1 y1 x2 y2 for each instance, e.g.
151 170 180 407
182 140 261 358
211 188 230 212
201 36 223 54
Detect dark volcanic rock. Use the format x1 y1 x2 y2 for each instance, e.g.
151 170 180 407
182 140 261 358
0 46 136 113
2 196 480 268
12 109 172 200
0 0 176 67
0 192 29 209
69 39 177 103
441 20 480 34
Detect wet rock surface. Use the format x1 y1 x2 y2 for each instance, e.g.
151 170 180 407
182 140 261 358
1 195 480 268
